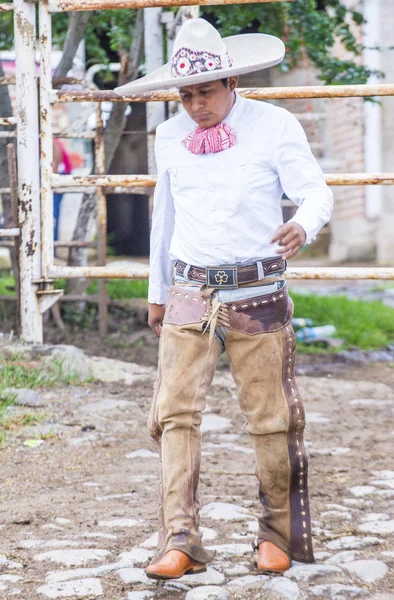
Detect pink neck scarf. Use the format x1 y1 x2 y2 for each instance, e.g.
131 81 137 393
182 121 237 155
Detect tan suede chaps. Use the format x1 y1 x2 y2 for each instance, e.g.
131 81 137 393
147 283 314 566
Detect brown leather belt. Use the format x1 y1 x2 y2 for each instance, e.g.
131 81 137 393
175 257 286 288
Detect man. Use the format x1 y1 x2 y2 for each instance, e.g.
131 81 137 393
115 18 333 580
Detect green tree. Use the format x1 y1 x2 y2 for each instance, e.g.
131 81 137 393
204 0 380 85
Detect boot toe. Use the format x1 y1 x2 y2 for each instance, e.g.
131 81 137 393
145 550 206 580
257 541 291 574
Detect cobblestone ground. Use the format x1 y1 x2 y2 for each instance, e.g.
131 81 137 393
1 357 394 600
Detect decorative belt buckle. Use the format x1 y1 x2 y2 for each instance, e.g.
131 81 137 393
206 265 238 289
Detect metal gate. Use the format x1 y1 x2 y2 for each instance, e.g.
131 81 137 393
2 0 394 344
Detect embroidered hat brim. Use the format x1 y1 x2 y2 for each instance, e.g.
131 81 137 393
114 33 285 96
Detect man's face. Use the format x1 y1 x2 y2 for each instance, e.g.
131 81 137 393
179 77 238 128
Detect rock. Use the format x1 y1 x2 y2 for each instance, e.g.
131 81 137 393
315 552 332 560
118 548 153 566
321 510 353 520
326 551 360 565
141 532 158 548
36 578 103 598
127 592 154 600
0 554 23 569
349 399 394 408
2 387 44 407
185 586 229 600
19 539 86 549
0 575 22 582
309 584 370 599
205 544 251 557
231 532 253 540
126 449 159 459
311 447 350 456
164 581 191 592
179 567 225 586
98 518 143 528
306 412 330 423
55 517 72 525
360 513 389 522
46 564 122 583
42 345 92 383
325 504 354 512
211 372 236 389
205 441 253 454
263 577 301 599
140 527 215 551
325 536 382 551
224 564 250 576
371 470 394 480
247 520 258 532
370 479 394 489
33 549 110 567
349 486 377 497
81 399 134 413
342 560 389 582
343 499 365 507
89 356 153 385
200 527 218 541
201 414 231 433
381 550 394 558
200 502 250 521
358 520 394 534
96 492 135 501
284 563 343 581
117 567 150 584
226 574 269 589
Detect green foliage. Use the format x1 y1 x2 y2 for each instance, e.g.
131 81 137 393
87 278 149 299
0 272 15 296
205 0 381 85
0 358 50 391
292 292 394 350
0 3 13 52
1 1 382 87
62 305 97 332
52 9 137 79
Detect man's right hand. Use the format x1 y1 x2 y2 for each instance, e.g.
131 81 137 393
148 303 166 338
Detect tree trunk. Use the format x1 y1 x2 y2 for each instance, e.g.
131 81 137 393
54 11 91 79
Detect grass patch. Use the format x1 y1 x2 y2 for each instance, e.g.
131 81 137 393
0 272 16 296
87 279 149 299
0 356 64 440
53 277 149 299
292 292 394 351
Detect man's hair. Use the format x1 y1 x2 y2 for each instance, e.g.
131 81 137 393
221 78 228 88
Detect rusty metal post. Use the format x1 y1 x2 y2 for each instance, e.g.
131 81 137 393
94 103 108 337
14 0 42 343
39 0 54 280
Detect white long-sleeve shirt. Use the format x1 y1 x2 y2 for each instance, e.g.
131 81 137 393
148 94 333 305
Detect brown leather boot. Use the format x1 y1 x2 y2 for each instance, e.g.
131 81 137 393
257 541 291 574
145 550 207 580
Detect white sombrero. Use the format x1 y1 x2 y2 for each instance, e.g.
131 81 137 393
114 18 285 95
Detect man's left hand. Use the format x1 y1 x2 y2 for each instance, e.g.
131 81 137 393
271 222 307 259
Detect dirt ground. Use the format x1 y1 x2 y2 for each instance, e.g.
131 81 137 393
0 325 394 599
